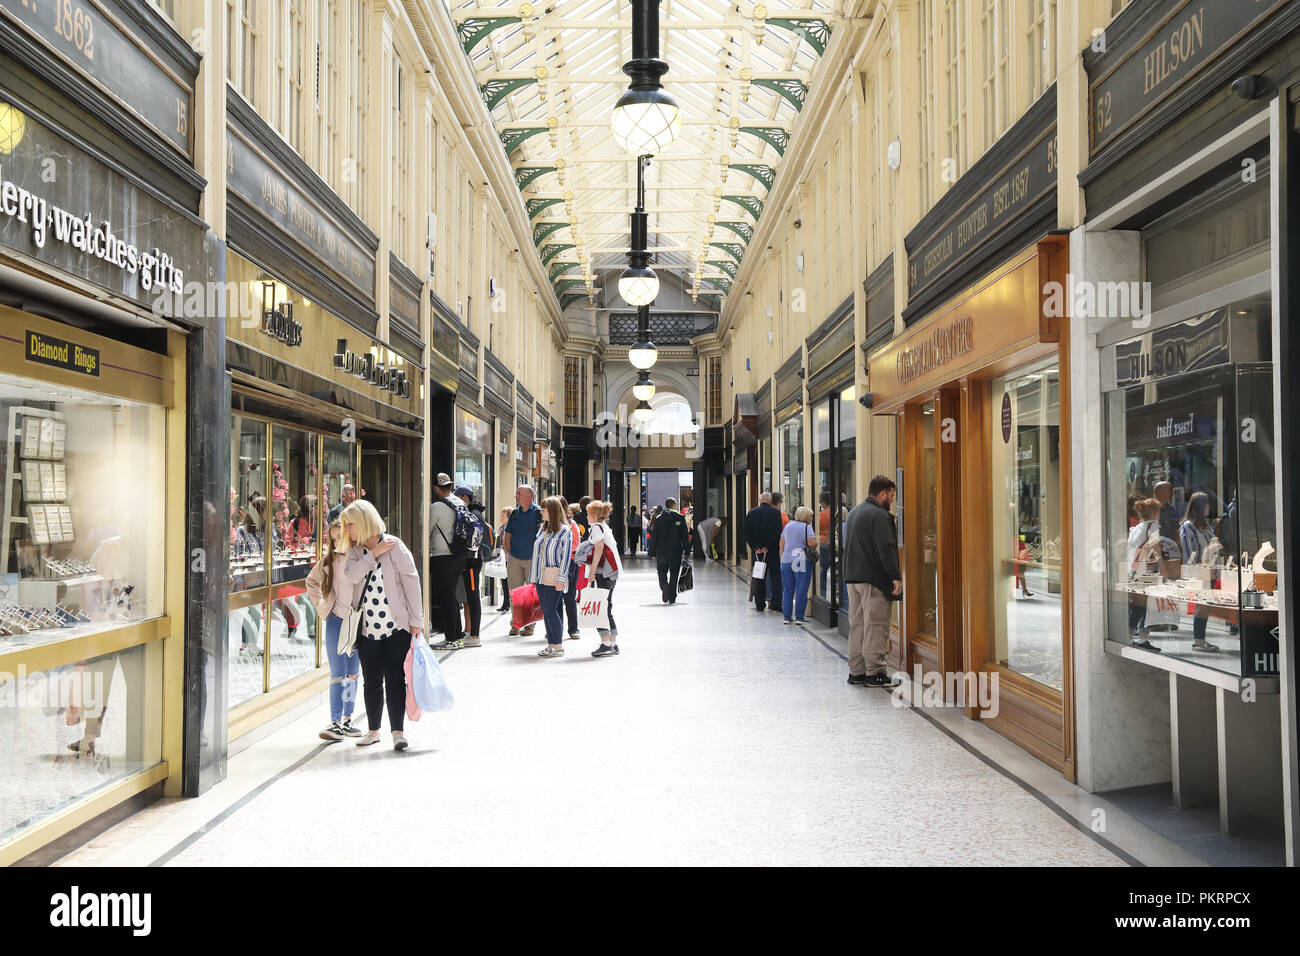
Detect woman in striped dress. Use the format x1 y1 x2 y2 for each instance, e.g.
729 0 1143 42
531 496 573 658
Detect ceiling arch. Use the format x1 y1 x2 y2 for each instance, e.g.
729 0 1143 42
448 0 841 311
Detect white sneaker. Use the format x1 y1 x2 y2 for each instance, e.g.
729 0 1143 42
538 645 565 658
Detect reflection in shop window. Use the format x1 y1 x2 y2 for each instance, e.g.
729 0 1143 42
989 360 1063 690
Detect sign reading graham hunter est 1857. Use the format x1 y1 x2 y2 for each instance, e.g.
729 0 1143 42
906 126 1057 310
0 0 194 156
26 330 99 376
1089 0 1289 157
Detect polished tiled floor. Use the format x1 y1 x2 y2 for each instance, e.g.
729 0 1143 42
53 557 1201 867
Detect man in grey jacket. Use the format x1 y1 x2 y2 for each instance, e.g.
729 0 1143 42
843 475 902 687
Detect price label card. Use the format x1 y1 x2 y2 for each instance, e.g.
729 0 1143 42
40 462 56 500
50 420 67 459
52 462 67 499
21 417 41 458
59 506 75 541
22 461 42 500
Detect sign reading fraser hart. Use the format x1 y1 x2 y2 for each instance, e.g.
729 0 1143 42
26 330 100 377
895 317 974 386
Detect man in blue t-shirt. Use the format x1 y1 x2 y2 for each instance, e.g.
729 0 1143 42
502 484 542 635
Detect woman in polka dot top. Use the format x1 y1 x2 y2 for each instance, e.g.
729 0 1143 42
340 499 425 751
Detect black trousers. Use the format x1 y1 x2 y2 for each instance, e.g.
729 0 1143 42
750 547 783 610
358 631 409 732
657 557 683 600
462 559 482 637
430 554 465 641
562 559 580 634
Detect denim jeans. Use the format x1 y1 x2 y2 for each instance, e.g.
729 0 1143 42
538 584 565 645
780 561 811 621
323 613 359 723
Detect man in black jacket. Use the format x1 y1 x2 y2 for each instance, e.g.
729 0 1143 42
650 498 691 604
743 492 784 612
843 475 902 687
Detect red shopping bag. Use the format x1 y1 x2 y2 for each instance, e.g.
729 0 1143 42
511 583 542 629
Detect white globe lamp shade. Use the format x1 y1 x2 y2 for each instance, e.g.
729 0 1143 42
631 400 654 424
612 89 681 156
618 266 659 306
628 339 657 370
632 372 656 402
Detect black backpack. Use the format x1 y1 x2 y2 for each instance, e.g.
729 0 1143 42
434 497 482 558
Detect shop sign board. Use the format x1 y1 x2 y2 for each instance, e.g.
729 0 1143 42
333 337 412 399
869 246 1045 411
26 329 98 376
0 105 202 308
906 125 1057 310
226 127 374 299
455 408 493 456
1001 392 1012 443
0 0 194 156
1088 0 1290 158
1112 309 1230 389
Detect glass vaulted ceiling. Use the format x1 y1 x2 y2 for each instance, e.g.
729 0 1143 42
449 0 837 312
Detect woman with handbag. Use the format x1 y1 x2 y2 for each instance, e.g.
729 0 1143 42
531 496 573 658
779 506 819 625
340 499 425 750
305 517 364 741
584 500 622 658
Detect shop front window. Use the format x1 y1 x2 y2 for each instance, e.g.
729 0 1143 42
989 360 1063 690
779 414 803 512
0 641 163 846
836 386 857 610
812 399 832 599
1103 304 1276 678
322 435 357 525
918 402 939 638
0 372 166 652
269 425 317 689
231 414 268 593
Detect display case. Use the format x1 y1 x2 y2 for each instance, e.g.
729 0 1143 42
1103 302 1277 679
0 373 165 653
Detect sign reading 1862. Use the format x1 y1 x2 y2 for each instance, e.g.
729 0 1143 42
26 329 99 376
0 0 194 156
1090 0 1289 157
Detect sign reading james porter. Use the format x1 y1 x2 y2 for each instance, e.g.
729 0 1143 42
1089 0 1290 158
906 128 1057 308
226 129 374 298
0 0 194 156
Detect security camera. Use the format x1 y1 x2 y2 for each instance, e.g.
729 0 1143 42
793 218 802 229
858 392 875 409
1231 75 1267 100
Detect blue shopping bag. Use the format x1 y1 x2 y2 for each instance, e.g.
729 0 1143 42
410 634 455 713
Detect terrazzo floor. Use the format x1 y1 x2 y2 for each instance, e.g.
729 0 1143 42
56 558 1136 867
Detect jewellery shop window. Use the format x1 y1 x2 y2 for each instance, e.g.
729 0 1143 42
1102 302 1277 679
0 372 165 653
229 413 356 705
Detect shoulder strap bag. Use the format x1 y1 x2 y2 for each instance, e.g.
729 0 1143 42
338 566 375 656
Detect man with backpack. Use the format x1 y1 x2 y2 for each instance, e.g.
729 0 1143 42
429 473 471 649
455 486 494 649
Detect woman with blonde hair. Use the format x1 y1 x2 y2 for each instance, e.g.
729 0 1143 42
339 499 425 750
305 517 362 740
779 505 819 625
531 496 572 658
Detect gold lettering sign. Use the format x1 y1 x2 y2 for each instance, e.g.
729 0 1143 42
895 317 974 386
